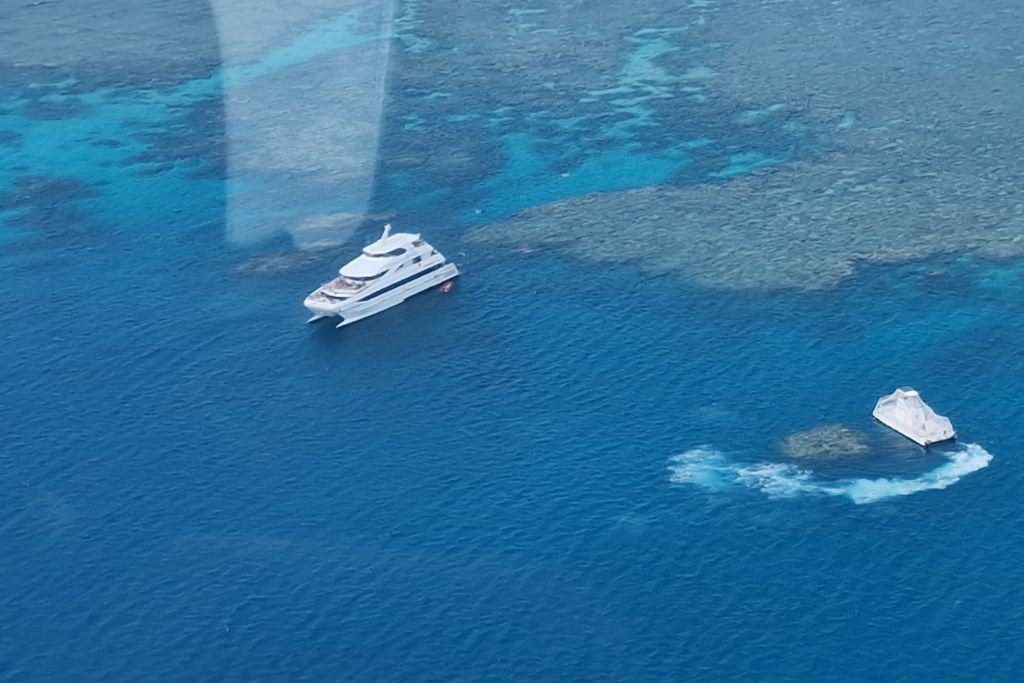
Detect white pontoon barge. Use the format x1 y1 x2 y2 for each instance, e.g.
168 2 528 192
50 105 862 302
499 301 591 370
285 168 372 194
872 388 956 446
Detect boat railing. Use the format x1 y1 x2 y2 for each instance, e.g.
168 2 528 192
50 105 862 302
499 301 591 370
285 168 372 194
324 276 365 292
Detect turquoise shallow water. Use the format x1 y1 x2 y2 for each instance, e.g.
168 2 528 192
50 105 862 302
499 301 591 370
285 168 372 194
3 0 1024 679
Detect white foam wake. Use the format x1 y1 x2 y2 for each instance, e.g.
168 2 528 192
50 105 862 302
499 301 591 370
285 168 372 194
668 443 993 504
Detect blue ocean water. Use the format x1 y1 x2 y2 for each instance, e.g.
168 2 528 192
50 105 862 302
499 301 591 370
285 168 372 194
3 0 1024 679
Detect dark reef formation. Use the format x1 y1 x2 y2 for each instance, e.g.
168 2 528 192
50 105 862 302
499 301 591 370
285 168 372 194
781 425 870 460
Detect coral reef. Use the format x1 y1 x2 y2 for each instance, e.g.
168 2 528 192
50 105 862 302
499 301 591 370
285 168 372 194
471 0 1024 291
781 425 870 460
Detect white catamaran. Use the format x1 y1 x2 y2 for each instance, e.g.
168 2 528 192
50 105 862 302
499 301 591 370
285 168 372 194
304 225 459 327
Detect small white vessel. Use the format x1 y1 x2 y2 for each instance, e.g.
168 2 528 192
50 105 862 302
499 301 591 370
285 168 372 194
872 387 956 446
304 224 459 327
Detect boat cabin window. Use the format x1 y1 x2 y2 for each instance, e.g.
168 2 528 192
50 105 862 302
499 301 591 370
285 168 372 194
346 272 385 282
412 239 425 247
364 248 406 257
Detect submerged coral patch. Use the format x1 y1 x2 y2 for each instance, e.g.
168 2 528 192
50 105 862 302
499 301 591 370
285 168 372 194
0 175 103 243
24 97 92 121
0 131 23 147
470 157 1024 291
0 175 99 211
781 424 870 460
235 250 324 275
471 0 1024 291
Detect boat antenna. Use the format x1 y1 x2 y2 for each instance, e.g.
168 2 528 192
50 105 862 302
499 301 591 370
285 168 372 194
381 223 392 239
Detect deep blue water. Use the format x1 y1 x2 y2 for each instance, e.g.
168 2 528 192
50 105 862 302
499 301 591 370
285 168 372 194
3 0 1024 679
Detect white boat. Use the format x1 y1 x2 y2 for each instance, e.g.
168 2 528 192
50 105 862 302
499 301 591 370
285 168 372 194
304 224 459 327
872 387 956 446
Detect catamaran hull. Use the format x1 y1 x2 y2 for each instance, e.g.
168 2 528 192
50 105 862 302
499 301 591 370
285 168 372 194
305 263 459 327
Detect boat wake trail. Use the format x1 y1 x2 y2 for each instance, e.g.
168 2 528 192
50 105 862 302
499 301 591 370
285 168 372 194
668 444 993 504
